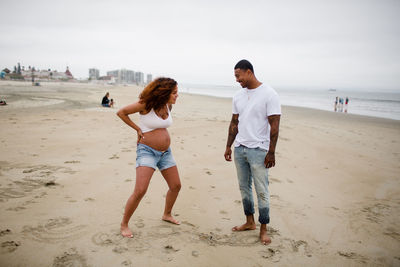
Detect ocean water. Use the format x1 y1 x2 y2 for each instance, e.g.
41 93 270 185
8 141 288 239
180 84 400 121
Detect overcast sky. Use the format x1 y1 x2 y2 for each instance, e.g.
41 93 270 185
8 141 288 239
1 0 399 90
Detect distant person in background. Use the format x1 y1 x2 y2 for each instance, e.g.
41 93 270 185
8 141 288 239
334 97 338 112
102 92 114 107
339 97 343 112
345 97 349 113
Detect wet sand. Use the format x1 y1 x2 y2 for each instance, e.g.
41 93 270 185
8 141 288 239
0 81 399 266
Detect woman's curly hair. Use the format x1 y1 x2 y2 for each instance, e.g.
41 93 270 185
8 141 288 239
139 77 177 112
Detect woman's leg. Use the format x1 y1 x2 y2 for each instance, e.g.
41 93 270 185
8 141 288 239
121 166 154 237
160 166 181 224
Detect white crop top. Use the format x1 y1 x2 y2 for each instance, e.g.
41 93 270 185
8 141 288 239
139 106 172 133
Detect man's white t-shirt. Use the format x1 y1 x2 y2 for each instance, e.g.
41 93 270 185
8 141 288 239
232 83 281 150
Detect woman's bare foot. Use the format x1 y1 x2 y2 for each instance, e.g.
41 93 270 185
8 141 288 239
232 223 256 231
120 225 133 238
260 227 271 245
162 215 181 225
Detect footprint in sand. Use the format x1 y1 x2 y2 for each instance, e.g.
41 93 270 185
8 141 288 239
288 239 312 257
92 230 150 253
197 229 281 247
181 221 197 228
338 251 368 263
134 218 145 228
258 247 281 262
7 196 45 211
109 154 120 159
121 260 133 266
0 229 12 237
22 217 87 244
1 241 21 253
91 231 124 247
147 224 180 240
113 246 128 254
53 248 89 267
64 160 80 164
361 202 390 223
383 227 400 241
0 174 58 203
6 206 26 211
192 250 199 257
164 245 180 254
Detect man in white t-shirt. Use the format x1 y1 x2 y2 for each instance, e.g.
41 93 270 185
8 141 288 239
224 59 281 245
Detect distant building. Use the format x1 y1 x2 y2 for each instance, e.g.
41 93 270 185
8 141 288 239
107 69 135 84
135 72 144 85
106 70 119 79
146 74 153 84
20 66 73 81
65 66 73 79
89 68 100 80
99 75 116 84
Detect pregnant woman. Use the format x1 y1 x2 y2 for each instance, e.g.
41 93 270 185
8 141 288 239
117 77 181 238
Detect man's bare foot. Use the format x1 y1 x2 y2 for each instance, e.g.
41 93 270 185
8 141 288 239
232 223 256 231
162 215 181 225
120 225 133 238
260 227 271 245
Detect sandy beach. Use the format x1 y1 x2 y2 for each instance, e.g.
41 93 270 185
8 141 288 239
0 81 399 266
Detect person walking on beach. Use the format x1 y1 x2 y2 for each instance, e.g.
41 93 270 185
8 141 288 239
345 97 349 113
224 59 281 245
117 77 181 238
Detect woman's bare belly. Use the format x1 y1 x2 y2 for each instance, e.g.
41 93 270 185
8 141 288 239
139 128 170 151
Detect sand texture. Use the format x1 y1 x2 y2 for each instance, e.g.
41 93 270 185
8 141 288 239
0 81 399 266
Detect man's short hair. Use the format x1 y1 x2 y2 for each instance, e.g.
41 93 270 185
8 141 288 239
234 59 254 74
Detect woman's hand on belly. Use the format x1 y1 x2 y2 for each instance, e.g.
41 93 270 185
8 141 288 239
139 128 171 151
137 129 144 143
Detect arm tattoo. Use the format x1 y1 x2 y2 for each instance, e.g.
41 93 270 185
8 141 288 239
268 115 280 153
226 114 239 147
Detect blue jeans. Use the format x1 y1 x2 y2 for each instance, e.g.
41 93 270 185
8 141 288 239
234 145 270 224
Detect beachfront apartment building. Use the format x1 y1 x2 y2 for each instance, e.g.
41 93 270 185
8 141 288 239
135 72 144 85
146 74 153 84
105 69 150 85
107 69 135 84
89 68 99 80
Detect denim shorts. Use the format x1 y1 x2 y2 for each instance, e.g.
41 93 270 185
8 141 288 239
136 143 176 171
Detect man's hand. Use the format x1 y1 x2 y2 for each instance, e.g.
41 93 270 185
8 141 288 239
224 147 232 161
264 151 275 168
